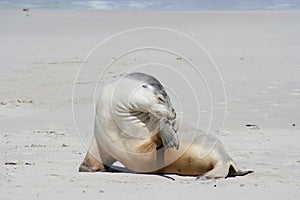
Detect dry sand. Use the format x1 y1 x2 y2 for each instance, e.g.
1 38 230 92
0 10 300 199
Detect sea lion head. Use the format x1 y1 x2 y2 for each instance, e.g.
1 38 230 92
123 72 176 121
141 83 176 120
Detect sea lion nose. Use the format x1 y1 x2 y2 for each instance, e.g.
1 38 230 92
168 108 176 120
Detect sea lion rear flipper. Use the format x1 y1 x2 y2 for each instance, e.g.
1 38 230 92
201 162 229 179
160 118 179 150
226 164 253 177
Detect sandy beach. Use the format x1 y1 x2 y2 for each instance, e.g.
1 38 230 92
1 10 300 199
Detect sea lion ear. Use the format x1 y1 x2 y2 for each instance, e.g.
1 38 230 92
142 84 148 88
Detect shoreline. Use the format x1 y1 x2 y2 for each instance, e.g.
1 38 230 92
2 8 300 12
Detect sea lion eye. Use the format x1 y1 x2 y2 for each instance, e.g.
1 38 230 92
158 96 165 103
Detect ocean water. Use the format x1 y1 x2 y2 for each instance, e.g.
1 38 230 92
0 0 299 10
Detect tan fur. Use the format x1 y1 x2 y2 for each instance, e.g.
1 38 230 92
80 129 252 178
79 137 106 172
137 135 162 153
156 143 214 176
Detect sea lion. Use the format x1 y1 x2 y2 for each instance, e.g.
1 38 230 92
79 72 252 178
79 72 178 172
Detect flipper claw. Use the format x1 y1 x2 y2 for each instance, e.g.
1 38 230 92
160 118 179 150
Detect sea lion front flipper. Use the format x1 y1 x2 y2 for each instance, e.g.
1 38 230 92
160 118 179 150
79 136 115 172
